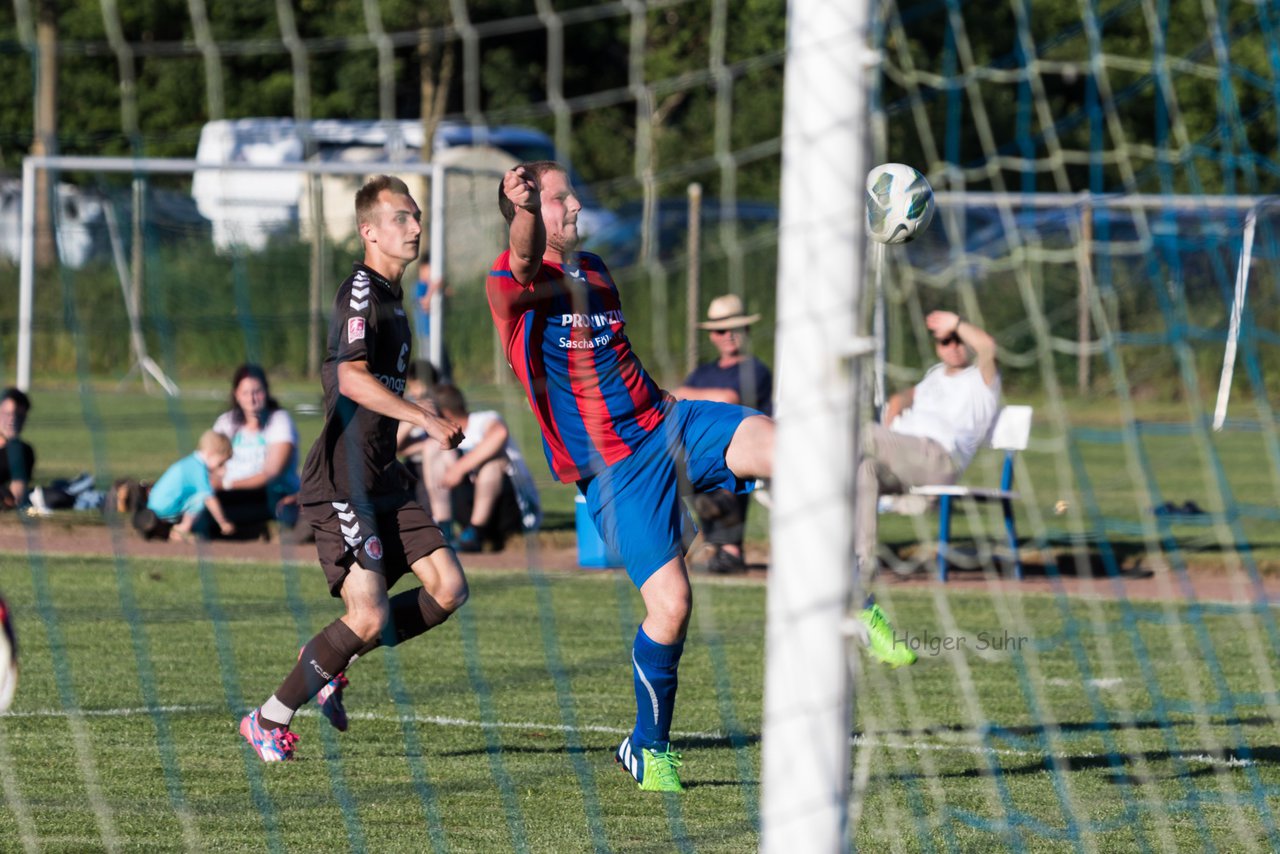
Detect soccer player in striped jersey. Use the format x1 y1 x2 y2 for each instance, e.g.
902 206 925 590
487 162 775 792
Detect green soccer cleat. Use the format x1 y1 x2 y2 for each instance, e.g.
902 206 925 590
857 601 917 668
616 736 685 792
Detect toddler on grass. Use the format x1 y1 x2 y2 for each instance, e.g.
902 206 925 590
144 430 236 541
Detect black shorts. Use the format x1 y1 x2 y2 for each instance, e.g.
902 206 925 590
302 494 449 597
449 473 523 539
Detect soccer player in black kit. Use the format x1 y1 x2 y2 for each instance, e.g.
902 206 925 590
241 175 467 762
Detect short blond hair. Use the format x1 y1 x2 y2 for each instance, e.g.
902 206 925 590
355 174 413 227
198 430 232 459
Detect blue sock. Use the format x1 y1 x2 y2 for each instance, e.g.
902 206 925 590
630 625 684 751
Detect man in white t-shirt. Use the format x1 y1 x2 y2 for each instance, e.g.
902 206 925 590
422 383 541 552
855 310 1000 663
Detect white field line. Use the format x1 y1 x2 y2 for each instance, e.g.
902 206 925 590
1047 677 1126 689
1 703 1256 769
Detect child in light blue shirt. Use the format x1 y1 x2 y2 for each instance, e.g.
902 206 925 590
147 430 235 541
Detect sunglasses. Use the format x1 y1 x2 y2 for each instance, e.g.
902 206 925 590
710 328 744 336
937 334 962 346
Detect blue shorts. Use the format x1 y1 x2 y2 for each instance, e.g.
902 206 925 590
583 400 761 587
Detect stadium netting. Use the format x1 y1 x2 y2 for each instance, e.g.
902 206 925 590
0 1 1278 851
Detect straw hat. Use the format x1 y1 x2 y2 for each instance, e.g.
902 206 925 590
698 294 760 331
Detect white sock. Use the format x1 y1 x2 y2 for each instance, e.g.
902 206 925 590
260 695 295 728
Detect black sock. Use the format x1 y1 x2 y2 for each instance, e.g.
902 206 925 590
262 620 363 728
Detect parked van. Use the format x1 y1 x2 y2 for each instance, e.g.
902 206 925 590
192 118 612 250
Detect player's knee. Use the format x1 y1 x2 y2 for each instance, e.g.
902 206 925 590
648 588 691 633
727 415 774 479
475 458 506 484
753 417 775 477
435 577 469 613
345 601 391 644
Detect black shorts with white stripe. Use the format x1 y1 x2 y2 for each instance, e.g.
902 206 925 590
302 492 449 597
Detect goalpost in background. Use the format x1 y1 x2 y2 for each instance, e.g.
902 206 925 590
14 155 508 394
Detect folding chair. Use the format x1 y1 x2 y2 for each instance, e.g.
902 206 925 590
909 405 1033 581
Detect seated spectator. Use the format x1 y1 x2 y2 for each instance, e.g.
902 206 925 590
857 310 1001 573
0 388 34 511
396 361 438 467
674 295 773 574
136 430 236 541
422 383 541 552
396 361 439 510
212 364 302 532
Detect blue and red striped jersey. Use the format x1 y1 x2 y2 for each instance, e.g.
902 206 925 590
486 250 669 483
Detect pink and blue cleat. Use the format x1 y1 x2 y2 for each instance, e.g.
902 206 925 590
239 709 299 762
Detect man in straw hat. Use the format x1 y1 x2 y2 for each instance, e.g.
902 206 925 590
675 294 773 574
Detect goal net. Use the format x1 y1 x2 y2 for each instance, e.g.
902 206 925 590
838 1 1280 850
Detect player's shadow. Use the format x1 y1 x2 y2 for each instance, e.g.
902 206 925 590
435 731 760 761
873 743 1280 784
876 714 1277 741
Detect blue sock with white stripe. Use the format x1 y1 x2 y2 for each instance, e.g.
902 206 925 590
629 625 684 751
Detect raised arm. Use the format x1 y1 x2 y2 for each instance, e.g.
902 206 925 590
502 166 544 285
926 310 998 386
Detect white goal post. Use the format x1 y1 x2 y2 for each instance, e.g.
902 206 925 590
762 0 872 849
15 154 505 391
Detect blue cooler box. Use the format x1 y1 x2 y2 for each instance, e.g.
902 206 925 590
575 494 623 568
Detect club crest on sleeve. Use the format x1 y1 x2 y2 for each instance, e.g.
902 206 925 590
347 316 366 342
364 536 383 561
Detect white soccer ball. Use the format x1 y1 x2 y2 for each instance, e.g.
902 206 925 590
865 163 935 244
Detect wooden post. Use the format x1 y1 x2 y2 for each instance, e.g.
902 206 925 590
33 0 58 268
130 178 144 323
1077 202 1093 396
307 173 323 379
685 182 703 377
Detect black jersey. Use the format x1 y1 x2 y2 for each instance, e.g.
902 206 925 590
300 263 414 503
0 439 34 489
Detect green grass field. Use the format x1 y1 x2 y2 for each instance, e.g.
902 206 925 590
3 386 1278 850
0 557 1276 851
